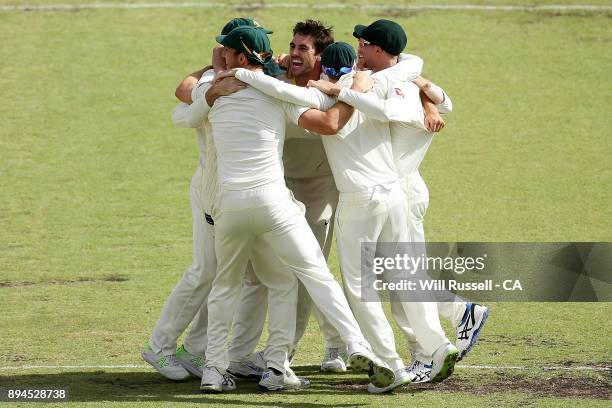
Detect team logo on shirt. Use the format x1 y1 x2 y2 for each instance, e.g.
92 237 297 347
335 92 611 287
394 88 405 97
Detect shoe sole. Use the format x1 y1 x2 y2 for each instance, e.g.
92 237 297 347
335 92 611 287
430 348 458 383
457 308 489 362
141 351 189 381
200 385 222 394
201 384 236 393
368 376 412 394
258 383 307 392
320 365 347 373
349 354 395 388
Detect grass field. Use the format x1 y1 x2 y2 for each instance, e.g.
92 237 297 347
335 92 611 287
1 1 611 406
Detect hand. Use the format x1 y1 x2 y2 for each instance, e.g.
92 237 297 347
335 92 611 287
212 45 226 72
275 53 290 69
307 79 341 96
205 77 247 106
350 71 373 93
356 54 366 71
213 68 238 83
424 111 446 133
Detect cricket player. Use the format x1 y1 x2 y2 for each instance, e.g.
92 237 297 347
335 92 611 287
226 20 349 376
312 19 489 382
140 18 281 381
186 26 394 393
218 41 459 392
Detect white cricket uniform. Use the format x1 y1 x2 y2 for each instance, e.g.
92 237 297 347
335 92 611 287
171 77 310 373
226 71 344 365
228 65 437 371
148 71 218 357
203 81 374 373
339 66 460 360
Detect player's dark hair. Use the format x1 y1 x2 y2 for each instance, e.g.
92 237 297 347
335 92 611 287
292 19 334 55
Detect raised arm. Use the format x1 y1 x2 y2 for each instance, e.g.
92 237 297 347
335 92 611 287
171 72 246 128
175 66 213 104
229 68 336 110
334 73 424 127
172 82 213 128
297 102 355 136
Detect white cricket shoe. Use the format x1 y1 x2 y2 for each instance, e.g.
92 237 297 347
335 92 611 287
367 368 411 393
200 366 236 393
141 341 189 381
175 345 204 378
258 367 310 391
430 343 458 383
456 303 489 361
227 359 265 380
320 347 348 373
347 342 395 388
406 357 432 384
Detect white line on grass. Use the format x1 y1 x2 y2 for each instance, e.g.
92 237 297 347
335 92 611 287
1 3 611 12
1 364 610 371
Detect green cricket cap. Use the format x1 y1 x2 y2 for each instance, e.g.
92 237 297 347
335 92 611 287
216 26 273 65
221 18 273 35
353 19 407 56
321 42 356 78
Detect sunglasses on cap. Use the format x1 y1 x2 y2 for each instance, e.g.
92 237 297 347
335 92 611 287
322 66 353 78
240 37 272 64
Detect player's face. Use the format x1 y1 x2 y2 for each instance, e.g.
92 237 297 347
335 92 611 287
357 38 376 69
289 34 318 76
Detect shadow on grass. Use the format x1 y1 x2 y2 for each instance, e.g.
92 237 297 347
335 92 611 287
1 365 369 405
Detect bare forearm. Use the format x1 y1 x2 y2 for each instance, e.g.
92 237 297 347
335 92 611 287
414 76 445 105
298 102 354 135
175 65 213 104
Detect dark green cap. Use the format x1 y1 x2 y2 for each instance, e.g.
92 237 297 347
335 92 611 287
353 19 407 56
221 18 273 35
216 26 273 65
321 42 356 78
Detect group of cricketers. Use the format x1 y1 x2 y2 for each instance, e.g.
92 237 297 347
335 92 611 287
141 17 489 394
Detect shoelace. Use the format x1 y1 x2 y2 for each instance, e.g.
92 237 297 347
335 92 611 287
222 372 236 386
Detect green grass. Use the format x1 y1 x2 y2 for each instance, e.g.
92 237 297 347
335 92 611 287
1 2 611 407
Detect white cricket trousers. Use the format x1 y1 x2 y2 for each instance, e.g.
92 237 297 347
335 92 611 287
335 183 448 371
149 166 216 356
205 181 367 372
227 175 343 364
390 172 466 360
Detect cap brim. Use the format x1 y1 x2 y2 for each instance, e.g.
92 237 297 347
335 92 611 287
353 24 366 39
263 28 274 34
215 34 227 45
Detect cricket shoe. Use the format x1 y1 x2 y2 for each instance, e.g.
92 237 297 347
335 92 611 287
456 303 489 361
200 366 236 393
347 342 395 388
320 347 348 373
258 368 310 391
406 357 432 384
141 341 189 381
175 345 204 378
227 359 265 380
367 368 411 393
430 343 458 383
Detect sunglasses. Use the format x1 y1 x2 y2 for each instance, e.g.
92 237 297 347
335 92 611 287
322 65 353 78
240 37 272 64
